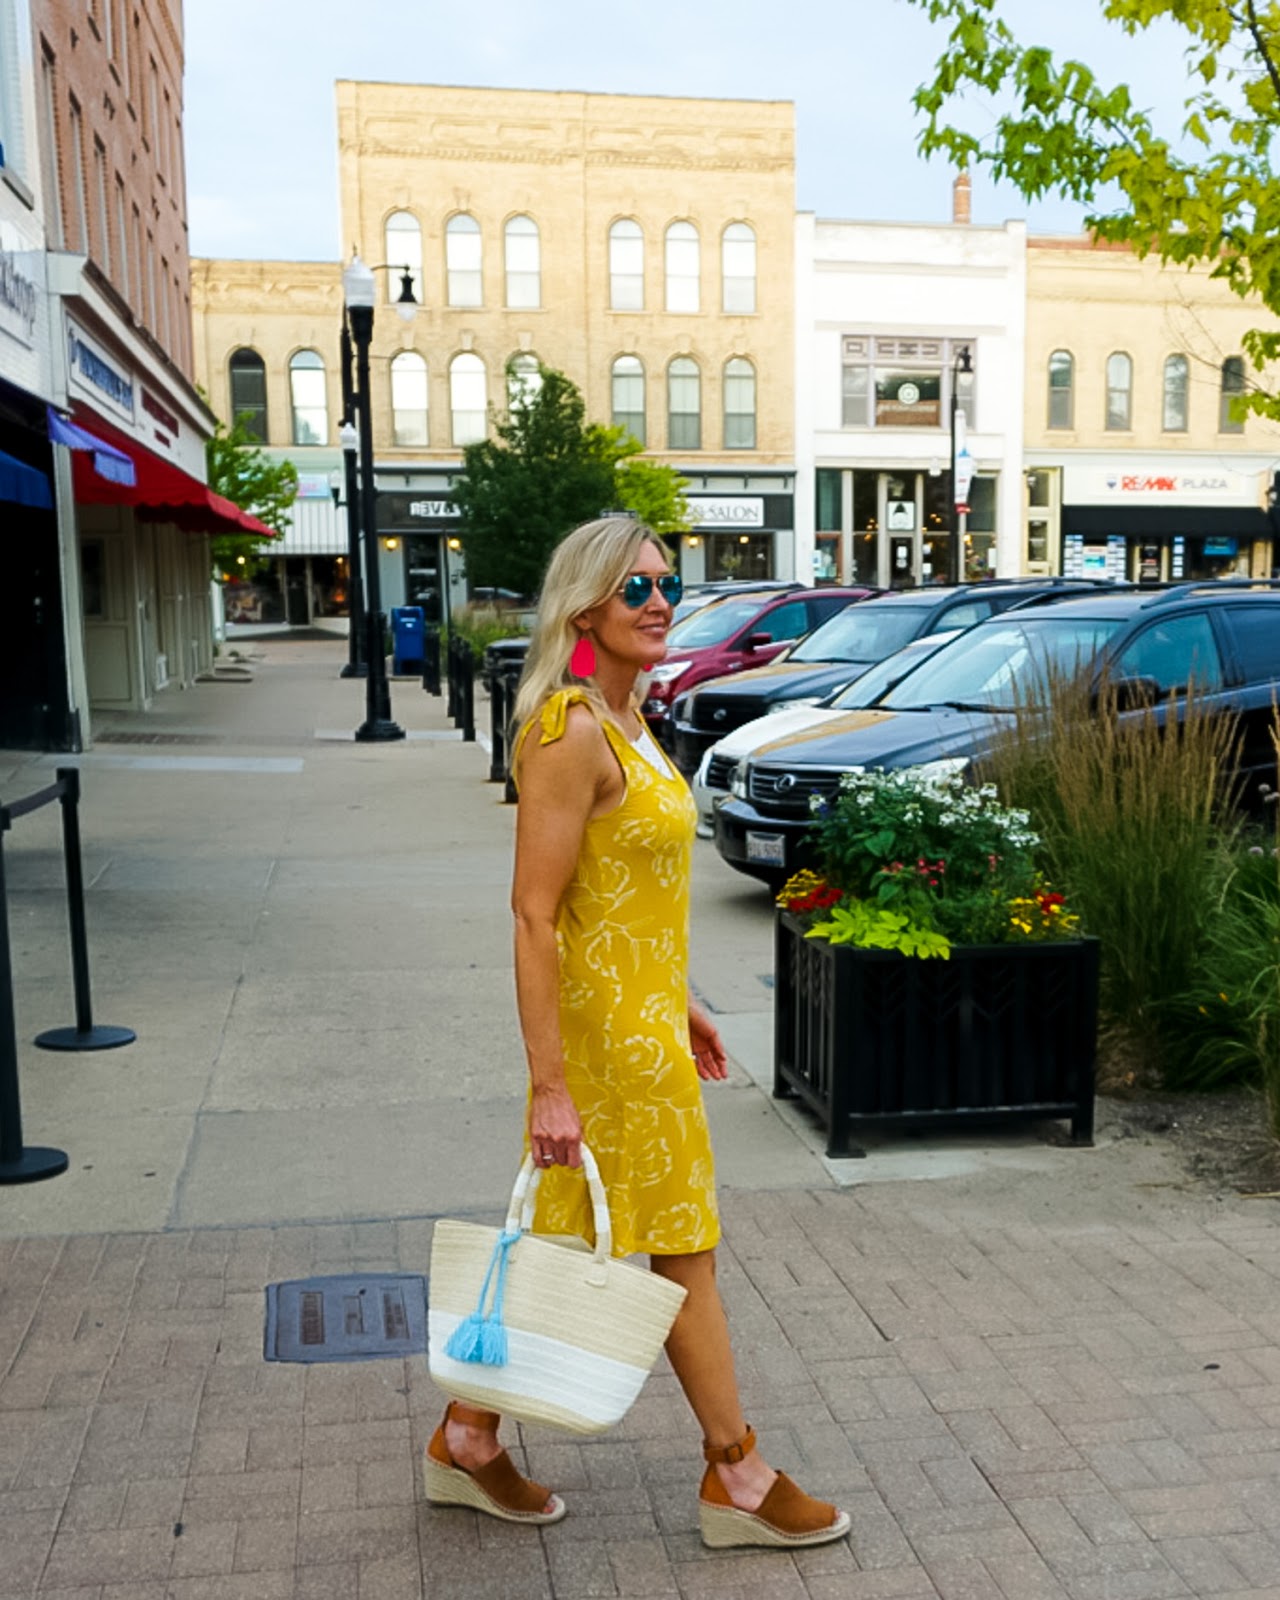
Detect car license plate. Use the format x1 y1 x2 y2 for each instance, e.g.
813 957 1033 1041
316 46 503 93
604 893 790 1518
746 831 786 868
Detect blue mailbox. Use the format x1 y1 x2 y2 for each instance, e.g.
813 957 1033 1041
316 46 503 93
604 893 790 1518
390 606 426 676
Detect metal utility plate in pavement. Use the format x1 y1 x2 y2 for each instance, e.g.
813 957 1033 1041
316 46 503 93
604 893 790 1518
263 1273 428 1363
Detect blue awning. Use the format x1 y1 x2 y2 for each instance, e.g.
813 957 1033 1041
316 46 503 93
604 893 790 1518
0 448 53 510
46 406 136 486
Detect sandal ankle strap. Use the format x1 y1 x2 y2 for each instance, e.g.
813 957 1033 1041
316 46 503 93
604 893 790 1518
702 1425 756 1465
447 1401 501 1430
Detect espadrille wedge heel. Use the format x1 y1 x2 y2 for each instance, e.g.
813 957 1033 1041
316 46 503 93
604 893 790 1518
423 1402 566 1525
698 1426 850 1549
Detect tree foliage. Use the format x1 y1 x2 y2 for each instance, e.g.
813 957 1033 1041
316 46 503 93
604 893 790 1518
205 413 298 570
909 0 1280 414
453 363 691 595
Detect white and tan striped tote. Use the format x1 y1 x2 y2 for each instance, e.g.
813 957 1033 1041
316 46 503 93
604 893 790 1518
427 1145 687 1434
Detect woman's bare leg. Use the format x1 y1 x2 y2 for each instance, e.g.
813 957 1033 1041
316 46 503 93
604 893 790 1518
650 1249 777 1510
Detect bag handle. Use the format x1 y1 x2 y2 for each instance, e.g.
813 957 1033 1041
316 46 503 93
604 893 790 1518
505 1143 612 1286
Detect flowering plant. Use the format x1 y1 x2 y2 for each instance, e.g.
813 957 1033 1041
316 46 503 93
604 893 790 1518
777 768 1080 956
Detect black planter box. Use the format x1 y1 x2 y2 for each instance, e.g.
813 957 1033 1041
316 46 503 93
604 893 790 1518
774 911 1100 1157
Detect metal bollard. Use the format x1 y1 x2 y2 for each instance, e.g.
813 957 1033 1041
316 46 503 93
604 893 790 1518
446 635 458 721
422 626 442 697
488 668 507 782
36 769 135 1053
502 662 522 803
460 645 476 743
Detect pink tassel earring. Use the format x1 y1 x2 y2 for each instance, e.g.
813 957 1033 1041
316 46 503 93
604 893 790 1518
569 634 597 678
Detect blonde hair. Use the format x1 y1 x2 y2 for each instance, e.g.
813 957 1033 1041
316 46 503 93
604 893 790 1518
514 516 664 730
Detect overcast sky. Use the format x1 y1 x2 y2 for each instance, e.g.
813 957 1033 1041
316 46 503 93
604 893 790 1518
184 0 1193 263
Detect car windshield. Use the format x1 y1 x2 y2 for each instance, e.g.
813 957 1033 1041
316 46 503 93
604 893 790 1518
788 604 934 664
881 615 1126 711
828 634 955 710
666 597 772 648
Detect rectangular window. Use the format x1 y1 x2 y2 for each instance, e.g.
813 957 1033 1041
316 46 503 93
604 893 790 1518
160 86 171 184
841 335 974 430
144 228 155 329
93 137 111 276
147 56 159 151
815 469 841 532
159 254 170 349
114 174 128 296
68 96 88 252
0 0 29 183
38 45 63 246
130 201 142 310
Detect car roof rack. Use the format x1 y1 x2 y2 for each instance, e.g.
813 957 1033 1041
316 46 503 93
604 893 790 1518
1140 577 1280 608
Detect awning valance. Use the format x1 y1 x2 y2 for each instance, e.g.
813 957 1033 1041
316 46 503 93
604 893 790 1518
0 448 53 510
67 407 278 540
47 407 136 485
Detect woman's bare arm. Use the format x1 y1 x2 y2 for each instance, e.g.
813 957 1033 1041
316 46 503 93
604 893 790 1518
511 705 619 1167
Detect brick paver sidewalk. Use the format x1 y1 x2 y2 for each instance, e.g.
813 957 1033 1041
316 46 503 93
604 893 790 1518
3 1182 1280 1599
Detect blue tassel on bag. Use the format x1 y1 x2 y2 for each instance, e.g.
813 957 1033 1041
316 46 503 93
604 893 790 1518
445 1229 520 1366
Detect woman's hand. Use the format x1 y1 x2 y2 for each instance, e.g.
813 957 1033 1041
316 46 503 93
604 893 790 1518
529 1083 583 1169
689 1002 729 1082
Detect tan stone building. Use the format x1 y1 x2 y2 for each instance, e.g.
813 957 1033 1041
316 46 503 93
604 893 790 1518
193 82 797 623
1023 239 1280 582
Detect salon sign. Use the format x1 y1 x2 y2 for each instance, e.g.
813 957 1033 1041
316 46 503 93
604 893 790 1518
685 496 764 528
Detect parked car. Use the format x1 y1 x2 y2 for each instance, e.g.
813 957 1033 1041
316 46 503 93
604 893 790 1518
643 586 878 740
690 631 962 835
670 579 1114 777
714 581 1280 886
670 579 802 626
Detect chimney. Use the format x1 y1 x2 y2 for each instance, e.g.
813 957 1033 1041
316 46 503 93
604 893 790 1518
952 170 972 226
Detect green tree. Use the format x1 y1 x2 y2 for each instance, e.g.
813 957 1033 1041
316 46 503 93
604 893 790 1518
909 0 1280 415
205 413 298 572
453 363 692 594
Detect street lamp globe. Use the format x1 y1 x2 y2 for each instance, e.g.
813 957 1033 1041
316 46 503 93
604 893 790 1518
338 420 359 454
342 254 376 310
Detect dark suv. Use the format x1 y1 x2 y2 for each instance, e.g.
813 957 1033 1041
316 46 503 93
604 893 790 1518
669 579 1111 775
714 581 1280 885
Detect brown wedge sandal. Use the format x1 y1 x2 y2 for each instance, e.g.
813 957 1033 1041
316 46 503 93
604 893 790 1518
423 1401 567 1525
698 1425 851 1549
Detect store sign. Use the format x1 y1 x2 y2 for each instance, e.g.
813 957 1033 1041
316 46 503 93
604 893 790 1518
67 319 134 423
0 246 38 345
408 498 460 519
686 496 764 528
295 472 335 500
1064 462 1261 507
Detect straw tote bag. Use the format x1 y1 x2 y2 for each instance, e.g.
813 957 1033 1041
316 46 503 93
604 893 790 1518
427 1145 687 1434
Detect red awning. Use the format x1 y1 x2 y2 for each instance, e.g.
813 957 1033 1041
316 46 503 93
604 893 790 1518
69 406 279 539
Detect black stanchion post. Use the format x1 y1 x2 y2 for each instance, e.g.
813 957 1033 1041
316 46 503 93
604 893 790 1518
36 768 135 1053
503 662 521 804
488 669 507 782
446 636 458 722
422 626 441 697
461 647 476 744
0 817 68 1184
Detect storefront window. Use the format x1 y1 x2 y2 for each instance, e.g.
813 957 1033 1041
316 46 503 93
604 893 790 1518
963 476 997 582
842 335 974 429
815 468 841 532
708 532 772 581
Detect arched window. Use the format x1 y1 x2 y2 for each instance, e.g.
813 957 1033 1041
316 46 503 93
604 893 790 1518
667 357 701 450
723 357 756 449
721 223 756 314
1047 350 1074 430
446 214 482 308
390 351 428 447
507 353 542 411
1106 352 1133 431
385 211 423 305
611 355 645 444
288 350 327 446
228 347 267 442
504 215 540 309
450 352 487 445
665 221 700 313
1220 356 1246 433
1163 354 1189 432
609 219 643 310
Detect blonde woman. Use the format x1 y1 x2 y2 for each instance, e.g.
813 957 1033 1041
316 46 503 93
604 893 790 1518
424 518 850 1549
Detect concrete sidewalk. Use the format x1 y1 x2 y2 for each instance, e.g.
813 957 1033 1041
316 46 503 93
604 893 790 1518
0 639 1278 1600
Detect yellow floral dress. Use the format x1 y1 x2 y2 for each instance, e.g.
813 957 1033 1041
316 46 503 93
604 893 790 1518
514 688 721 1258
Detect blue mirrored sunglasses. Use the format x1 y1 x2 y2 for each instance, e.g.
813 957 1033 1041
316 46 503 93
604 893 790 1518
618 572 682 609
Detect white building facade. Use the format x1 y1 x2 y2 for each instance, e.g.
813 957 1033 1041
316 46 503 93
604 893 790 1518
795 200 1027 592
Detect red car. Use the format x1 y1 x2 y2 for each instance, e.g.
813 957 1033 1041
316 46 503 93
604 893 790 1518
643 586 877 739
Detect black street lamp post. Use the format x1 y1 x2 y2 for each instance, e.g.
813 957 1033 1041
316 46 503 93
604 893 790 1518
335 326 366 680
949 344 974 584
342 254 416 743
